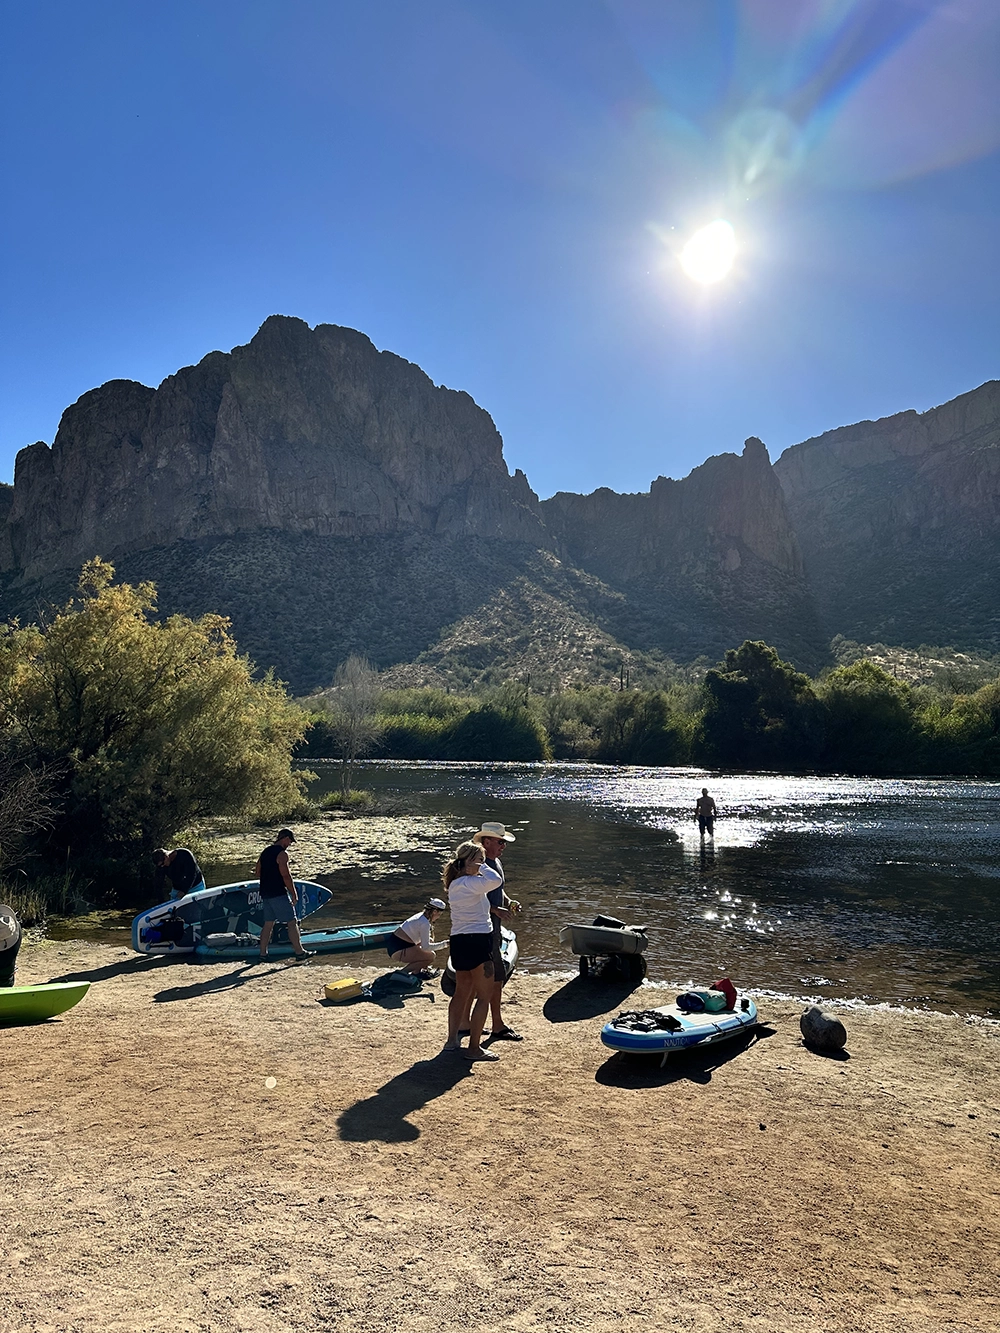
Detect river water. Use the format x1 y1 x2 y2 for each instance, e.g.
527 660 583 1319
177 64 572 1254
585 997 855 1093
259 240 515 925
51 762 999 1016
304 762 1000 1017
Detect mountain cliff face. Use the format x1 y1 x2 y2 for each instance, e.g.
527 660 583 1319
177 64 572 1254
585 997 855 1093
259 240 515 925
774 380 1000 650
540 439 822 666
2 315 546 581
0 317 830 688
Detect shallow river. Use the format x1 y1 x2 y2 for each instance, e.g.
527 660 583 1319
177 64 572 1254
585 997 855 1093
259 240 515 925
299 763 1000 1017
54 762 1000 1016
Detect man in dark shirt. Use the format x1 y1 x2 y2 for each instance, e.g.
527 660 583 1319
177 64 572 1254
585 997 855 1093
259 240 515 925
152 847 205 902
254 829 314 963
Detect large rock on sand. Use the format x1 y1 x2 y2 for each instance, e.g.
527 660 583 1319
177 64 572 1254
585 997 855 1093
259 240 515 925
800 1004 848 1052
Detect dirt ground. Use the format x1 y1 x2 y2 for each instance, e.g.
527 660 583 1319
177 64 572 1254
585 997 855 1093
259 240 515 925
2 942 999 1333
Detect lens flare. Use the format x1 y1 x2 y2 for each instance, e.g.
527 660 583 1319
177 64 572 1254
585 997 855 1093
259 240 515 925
679 220 736 284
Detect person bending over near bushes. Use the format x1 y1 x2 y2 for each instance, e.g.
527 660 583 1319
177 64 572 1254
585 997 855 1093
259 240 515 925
152 846 206 902
254 829 314 963
386 898 448 977
443 841 502 1062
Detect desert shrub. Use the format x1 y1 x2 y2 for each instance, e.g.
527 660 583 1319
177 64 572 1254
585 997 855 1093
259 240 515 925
320 788 378 813
0 559 308 881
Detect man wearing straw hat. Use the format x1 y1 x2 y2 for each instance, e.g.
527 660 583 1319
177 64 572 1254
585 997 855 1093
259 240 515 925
472 821 523 1042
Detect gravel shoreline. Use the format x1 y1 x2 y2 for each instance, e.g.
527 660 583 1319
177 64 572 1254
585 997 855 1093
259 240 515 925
2 939 999 1332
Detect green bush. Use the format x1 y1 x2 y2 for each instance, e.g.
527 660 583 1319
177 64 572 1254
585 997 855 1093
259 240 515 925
694 641 822 769
320 788 378 813
0 559 309 882
818 660 920 773
442 703 552 762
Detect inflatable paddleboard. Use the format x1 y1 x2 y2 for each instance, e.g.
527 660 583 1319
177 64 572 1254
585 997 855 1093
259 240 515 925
601 998 758 1063
195 920 397 961
131 880 332 955
0 981 90 1025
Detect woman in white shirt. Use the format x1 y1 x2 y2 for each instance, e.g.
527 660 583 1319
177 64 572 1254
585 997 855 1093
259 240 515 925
443 841 503 1062
386 898 447 976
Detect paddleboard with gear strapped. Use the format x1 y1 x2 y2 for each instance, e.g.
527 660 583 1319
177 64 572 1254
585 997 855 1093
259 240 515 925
601 997 758 1059
131 880 332 955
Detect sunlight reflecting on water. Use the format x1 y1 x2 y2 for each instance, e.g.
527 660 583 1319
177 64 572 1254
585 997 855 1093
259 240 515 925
284 763 1000 1017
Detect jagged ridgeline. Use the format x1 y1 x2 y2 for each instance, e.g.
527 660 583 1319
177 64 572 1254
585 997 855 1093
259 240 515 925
1 315 997 691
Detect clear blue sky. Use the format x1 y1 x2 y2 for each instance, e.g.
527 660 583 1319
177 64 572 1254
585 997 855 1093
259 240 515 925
3 0 998 498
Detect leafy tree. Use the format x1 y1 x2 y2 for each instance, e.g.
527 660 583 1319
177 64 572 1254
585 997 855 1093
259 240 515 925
596 690 689 765
694 641 822 769
0 560 308 872
442 683 551 762
817 660 919 773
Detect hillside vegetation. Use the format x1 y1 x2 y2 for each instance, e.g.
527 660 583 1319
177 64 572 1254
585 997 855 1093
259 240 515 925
303 639 1000 776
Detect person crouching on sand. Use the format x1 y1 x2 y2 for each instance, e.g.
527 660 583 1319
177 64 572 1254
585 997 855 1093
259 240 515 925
443 841 502 1062
386 898 448 977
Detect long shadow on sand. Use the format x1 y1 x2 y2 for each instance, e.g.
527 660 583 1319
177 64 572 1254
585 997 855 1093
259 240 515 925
542 974 643 1023
338 1053 473 1143
595 1024 778 1088
152 961 289 1002
48 954 165 985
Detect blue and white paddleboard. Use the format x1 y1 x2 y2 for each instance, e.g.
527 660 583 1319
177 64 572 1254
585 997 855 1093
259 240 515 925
131 880 333 955
601 998 758 1059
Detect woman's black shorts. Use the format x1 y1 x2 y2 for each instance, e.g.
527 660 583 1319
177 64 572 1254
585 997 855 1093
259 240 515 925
449 932 494 972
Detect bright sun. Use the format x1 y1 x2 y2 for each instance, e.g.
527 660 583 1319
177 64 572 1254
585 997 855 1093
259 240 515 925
679 219 736 284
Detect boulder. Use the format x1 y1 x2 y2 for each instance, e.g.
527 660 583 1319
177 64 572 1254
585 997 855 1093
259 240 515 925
800 1004 848 1052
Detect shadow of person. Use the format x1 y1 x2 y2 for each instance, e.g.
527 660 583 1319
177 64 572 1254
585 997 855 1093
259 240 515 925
542 974 643 1024
48 954 165 985
152 962 286 1002
594 1025 777 1088
337 1053 473 1143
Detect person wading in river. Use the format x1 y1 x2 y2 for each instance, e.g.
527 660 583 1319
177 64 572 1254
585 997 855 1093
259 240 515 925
695 788 718 841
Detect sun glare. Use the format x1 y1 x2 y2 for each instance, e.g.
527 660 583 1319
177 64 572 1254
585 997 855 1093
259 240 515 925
679 220 736 284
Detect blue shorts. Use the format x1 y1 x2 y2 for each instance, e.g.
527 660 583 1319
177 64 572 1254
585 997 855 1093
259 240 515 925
260 893 295 924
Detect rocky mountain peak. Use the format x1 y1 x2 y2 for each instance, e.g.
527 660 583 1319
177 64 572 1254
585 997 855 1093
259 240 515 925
2 317 548 580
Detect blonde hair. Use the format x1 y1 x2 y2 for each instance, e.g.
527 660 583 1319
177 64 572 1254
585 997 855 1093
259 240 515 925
443 840 484 890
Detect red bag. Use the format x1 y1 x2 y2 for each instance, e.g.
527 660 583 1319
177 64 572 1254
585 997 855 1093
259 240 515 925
712 977 737 1010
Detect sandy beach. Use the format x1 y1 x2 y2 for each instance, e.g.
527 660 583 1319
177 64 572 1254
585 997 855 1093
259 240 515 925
2 940 999 1333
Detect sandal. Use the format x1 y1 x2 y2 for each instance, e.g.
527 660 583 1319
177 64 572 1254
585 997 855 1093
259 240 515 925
489 1026 524 1041
462 1048 500 1062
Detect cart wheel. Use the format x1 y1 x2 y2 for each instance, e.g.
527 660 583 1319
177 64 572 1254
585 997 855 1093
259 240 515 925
626 954 648 982
578 955 589 978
